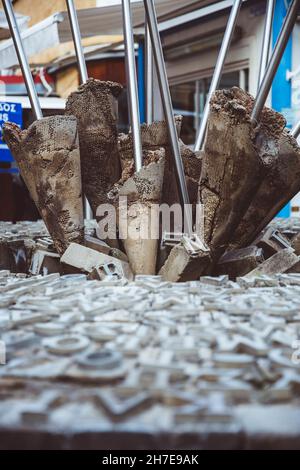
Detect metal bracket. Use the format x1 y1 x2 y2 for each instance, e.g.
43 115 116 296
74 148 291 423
161 232 209 258
182 234 209 257
97 262 122 281
161 232 184 247
270 230 291 249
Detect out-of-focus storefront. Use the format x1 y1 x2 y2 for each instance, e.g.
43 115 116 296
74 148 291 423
164 1 299 147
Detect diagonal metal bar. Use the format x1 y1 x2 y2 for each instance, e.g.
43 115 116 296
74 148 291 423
257 0 275 90
2 0 42 120
194 0 242 151
122 0 143 172
145 22 154 124
143 0 193 235
251 0 300 124
66 0 88 84
65 0 93 220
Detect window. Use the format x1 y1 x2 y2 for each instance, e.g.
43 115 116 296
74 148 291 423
170 70 248 145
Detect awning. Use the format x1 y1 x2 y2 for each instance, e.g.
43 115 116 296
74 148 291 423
0 95 65 109
0 10 29 41
0 0 232 69
0 13 64 69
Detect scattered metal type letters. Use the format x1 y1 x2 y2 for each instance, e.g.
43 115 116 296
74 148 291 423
0 222 300 448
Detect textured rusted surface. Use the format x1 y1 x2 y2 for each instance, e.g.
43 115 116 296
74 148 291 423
215 246 264 279
3 117 84 255
231 130 300 248
118 118 201 208
245 248 299 277
66 78 123 215
108 149 165 275
0 221 48 273
159 243 210 282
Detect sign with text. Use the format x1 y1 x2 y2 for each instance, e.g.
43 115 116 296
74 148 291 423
0 101 22 164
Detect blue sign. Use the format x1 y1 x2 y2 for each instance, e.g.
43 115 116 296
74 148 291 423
0 101 22 166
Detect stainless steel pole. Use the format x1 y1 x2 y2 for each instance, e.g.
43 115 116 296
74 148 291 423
257 0 275 90
145 22 154 124
66 0 88 84
251 0 300 124
291 119 300 139
121 0 143 172
194 0 242 151
65 0 93 220
194 80 201 132
143 0 193 235
2 0 42 120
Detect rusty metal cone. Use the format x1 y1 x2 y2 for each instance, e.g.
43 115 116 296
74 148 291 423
108 149 165 275
231 130 300 248
3 115 84 255
65 78 123 216
198 86 286 260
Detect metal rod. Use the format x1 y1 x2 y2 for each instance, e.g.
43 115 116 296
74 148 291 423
257 0 275 90
194 80 200 131
145 22 154 124
251 0 300 124
121 0 143 172
65 0 93 220
66 0 88 84
82 199 93 220
2 0 42 120
291 119 300 139
194 0 242 151
239 68 246 90
143 0 193 235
